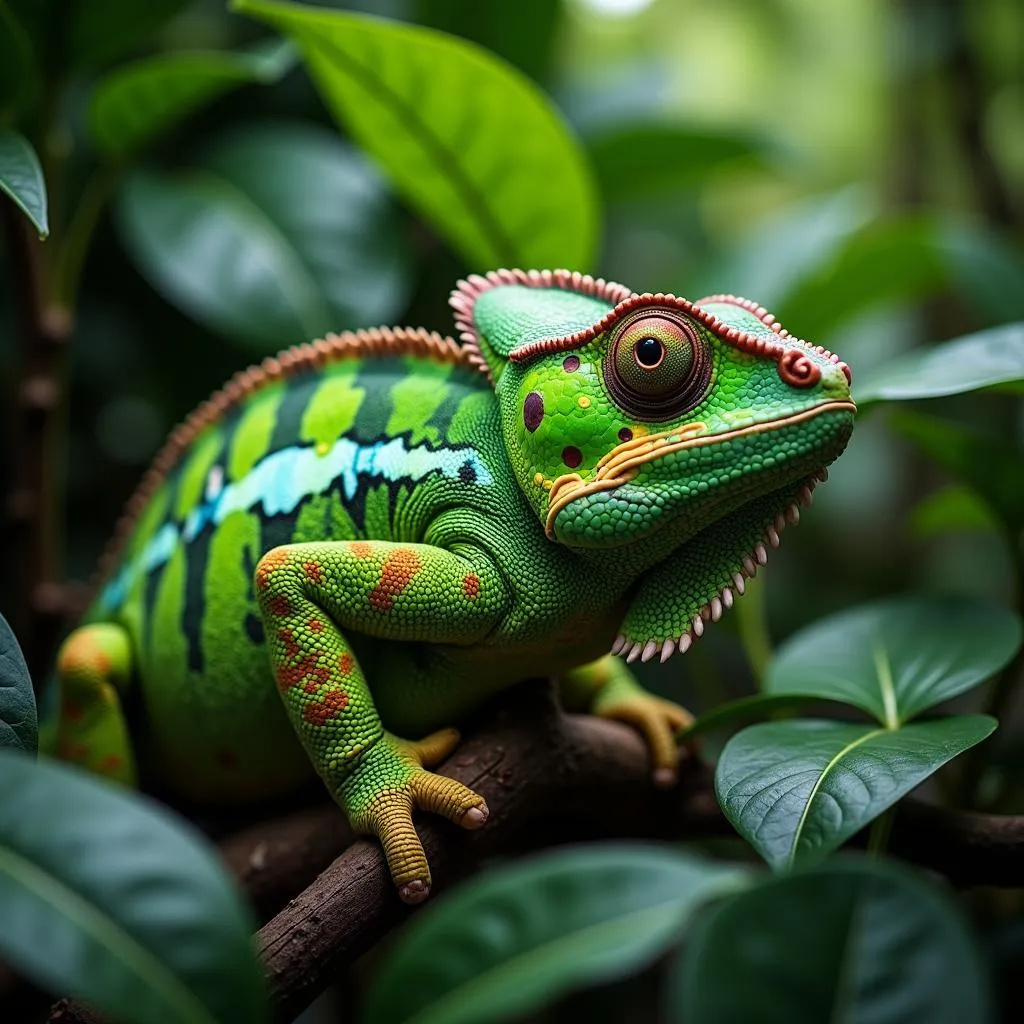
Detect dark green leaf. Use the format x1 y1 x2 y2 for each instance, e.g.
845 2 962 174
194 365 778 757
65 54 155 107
0 614 35 754
0 750 267 1024
890 410 1024 533
89 39 297 157
680 693 822 740
765 595 1022 726
363 843 745 1024
115 122 411 350
233 0 598 271
0 1 34 116
0 129 47 236
70 0 183 71
587 124 771 202
939 220 1024 326
910 483 1001 538
670 858 994 1023
715 716 995 870
856 322 1024 405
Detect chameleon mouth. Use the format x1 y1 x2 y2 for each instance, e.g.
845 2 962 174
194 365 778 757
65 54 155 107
544 400 857 540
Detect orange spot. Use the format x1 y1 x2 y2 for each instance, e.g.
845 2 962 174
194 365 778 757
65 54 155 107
98 754 122 773
309 617 324 632
268 594 291 618
369 548 421 612
350 541 373 558
278 628 300 659
256 548 290 590
463 574 480 600
276 652 331 693
216 749 238 769
338 652 353 675
303 561 324 585
304 681 320 693
303 688 349 726
62 699 84 723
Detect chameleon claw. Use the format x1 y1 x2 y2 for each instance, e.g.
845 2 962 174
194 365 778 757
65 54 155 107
461 804 489 829
641 640 659 663
653 766 677 789
399 879 431 905
626 642 643 663
660 639 675 663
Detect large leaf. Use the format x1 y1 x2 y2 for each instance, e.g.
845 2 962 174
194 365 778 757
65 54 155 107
856 322 1024 405
670 858 994 1023
89 39 296 157
0 1 34 116
890 410 1024 534
0 750 267 1023
680 693 823 741
765 595 1022 727
70 0 183 71
233 0 598 272
587 123 771 202
0 129 47 237
363 843 745 1024
0 613 35 754
715 716 996 870
116 122 411 350
939 220 1024 327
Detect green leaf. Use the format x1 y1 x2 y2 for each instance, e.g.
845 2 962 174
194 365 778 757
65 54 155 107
89 38 297 157
0 1 34 117
890 410 1024 534
0 129 47 236
0 750 267 1024
855 322 1024 405
363 843 745 1024
765 595 1022 726
680 693 822 740
910 483 1001 538
115 122 411 350
0 614 35 754
70 0 183 71
939 219 1024 327
715 716 996 870
587 123 771 202
670 858 994 1023
233 0 598 272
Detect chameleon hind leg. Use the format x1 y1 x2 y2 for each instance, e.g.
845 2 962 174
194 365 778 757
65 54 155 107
561 655 693 788
255 540 507 903
54 623 137 786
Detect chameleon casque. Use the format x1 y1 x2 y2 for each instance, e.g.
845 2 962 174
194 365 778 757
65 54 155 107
52 269 855 902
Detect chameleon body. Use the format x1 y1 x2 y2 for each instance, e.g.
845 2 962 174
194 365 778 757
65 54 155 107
53 270 854 901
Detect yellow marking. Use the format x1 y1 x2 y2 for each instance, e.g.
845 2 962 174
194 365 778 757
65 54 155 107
544 400 857 539
316 441 331 456
577 395 591 409
543 479 553 491
534 472 544 486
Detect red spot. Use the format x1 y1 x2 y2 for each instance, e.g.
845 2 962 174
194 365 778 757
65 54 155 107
562 446 583 469
303 561 324 585
278 628 300 658
350 541 373 558
62 699 84 723
97 754 123 773
304 681 320 693
268 594 291 617
309 617 324 632
276 653 331 692
216 749 238 769
338 652 353 675
369 548 421 612
303 688 350 726
256 548 290 591
463 574 480 600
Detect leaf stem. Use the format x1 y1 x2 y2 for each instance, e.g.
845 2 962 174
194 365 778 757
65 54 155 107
867 806 895 857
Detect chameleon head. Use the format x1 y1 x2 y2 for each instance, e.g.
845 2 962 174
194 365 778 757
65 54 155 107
450 270 855 553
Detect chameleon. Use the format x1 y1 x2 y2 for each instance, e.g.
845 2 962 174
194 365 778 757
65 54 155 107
51 268 855 903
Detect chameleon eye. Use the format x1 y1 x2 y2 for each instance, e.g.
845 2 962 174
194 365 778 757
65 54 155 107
605 311 712 420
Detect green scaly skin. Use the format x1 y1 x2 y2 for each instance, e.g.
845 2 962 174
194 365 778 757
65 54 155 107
50 270 855 902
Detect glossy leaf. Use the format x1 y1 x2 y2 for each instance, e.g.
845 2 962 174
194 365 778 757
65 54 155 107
116 122 411 350
715 716 995 870
856 322 1024 405
363 843 745 1024
890 410 1024 534
89 39 296 157
0 750 267 1023
233 0 598 271
0 613 35 754
765 595 1022 726
70 0 183 71
680 693 822 740
588 123 771 202
0 129 48 237
670 858 994 1023
0 1 34 116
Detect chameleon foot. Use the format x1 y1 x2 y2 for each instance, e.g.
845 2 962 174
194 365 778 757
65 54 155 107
343 728 488 903
595 693 694 788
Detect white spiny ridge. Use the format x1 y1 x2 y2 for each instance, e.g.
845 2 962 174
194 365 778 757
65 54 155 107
617 471 828 666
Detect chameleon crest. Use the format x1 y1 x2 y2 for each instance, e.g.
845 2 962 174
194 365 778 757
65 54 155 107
51 269 854 902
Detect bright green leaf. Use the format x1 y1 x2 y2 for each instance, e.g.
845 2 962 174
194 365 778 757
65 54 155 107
0 613 35 754
0 750 268 1024
233 0 598 271
765 595 1022 726
0 129 47 236
0 1 34 116
856 322 1024 405
587 123 771 202
70 0 183 71
115 122 411 350
680 693 823 741
890 410 1024 534
363 843 745 1024
910 483 1001 539
670 858 994 1023
89 38 297 157
715 716 995 870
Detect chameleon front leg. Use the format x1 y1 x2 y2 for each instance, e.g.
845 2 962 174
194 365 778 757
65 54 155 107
561 655 693 787
254 539 507 903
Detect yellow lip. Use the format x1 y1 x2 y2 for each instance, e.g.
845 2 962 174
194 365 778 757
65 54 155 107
543 399 857 540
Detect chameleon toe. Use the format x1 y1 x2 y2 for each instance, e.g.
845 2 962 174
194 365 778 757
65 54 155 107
399 880 431 904
461 803 489 829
